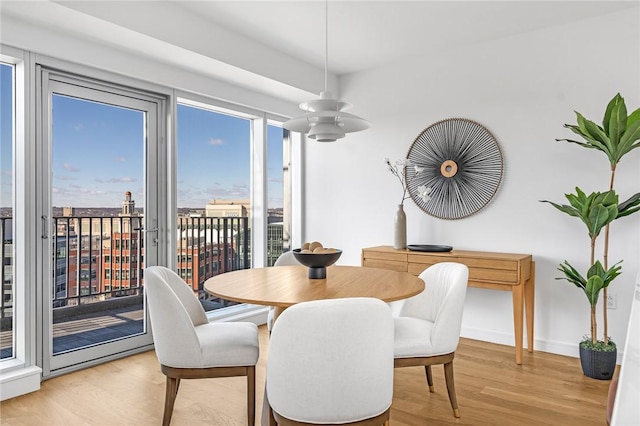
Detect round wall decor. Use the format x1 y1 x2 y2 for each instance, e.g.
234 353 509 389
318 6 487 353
405 118 503 220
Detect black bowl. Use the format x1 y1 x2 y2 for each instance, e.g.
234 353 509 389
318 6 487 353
292 248 342 278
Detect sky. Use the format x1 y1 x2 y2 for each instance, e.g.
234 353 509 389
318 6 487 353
0 64 12 210
0 66 284 211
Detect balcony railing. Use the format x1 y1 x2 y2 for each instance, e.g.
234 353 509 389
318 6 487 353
1 217 13 322
51 215 250 309
1 215 252 358
1 214 260 315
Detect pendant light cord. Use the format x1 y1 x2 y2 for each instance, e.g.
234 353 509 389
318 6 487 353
324 0 328 93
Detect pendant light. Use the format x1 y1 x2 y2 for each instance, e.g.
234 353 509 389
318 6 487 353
283 0 370 142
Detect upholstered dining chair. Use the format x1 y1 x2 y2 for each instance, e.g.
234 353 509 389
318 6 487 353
267 250 302 331
144 266 260 426
393 262 469 418
266 297 394 426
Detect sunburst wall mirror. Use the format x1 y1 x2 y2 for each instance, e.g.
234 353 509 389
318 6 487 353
405 118 504 220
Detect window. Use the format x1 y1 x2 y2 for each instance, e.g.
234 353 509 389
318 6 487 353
266 124 289 266
1 48 299 395
0 62 14 360
79 270 96 281
176 102 252 310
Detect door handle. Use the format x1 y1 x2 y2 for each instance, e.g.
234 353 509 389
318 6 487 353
135 221 159 246
41 215 49 239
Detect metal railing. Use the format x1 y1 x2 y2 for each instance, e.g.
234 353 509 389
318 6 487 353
1 217 13 322
1 215 250 320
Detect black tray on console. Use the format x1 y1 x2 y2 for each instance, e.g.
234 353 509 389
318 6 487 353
407 244 453 252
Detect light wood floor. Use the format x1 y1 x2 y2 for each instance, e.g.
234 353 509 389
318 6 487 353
0 326 614 425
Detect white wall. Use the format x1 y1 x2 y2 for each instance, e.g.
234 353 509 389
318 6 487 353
304 9 640 360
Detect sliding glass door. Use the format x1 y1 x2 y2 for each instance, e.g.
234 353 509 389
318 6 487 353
39 68 165 375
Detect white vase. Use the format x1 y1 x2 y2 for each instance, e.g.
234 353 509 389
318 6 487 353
393 204 407 250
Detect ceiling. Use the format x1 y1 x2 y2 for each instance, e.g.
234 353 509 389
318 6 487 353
174 0 638 75
2 1 638 99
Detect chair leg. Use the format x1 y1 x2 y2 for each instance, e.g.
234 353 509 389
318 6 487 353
443 361 460 418
163 376 180 426
424 365 435 392
268 404 277 426
247 366 256 426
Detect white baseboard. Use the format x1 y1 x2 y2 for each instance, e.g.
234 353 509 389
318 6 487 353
461 327 624 364
0 365 42 401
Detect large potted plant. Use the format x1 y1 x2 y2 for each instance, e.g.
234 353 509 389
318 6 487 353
542 93 640 379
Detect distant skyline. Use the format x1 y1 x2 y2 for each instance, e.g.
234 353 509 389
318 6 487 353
0 72 285 210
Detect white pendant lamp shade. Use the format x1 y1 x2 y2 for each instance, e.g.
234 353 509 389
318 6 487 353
283 91 370 142
282 0 370 142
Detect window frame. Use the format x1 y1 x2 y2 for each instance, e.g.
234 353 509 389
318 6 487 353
0 46 41 387
173 94 292 267
174 92 298 319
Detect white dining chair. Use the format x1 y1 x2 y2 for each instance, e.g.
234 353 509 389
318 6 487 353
144 266 260 426
266 297 394 426
393 262 469 418
267 251 302 331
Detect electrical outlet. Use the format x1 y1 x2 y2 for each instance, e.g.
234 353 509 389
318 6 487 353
607 294 617 310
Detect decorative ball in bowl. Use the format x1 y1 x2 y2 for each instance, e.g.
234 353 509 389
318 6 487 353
293 243 342 279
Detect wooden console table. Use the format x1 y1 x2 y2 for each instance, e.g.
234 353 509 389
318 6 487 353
362 245 535 364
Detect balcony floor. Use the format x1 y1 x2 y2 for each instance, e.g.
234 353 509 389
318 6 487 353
52 305 145 353
0 298 228 358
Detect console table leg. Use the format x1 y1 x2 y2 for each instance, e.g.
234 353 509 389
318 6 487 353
525 262 535 353
512 284 524 365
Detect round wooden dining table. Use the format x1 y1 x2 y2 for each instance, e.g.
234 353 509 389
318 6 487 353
204 265 425 321
205 264 424 426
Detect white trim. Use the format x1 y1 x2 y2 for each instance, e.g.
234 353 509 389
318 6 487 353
0 365 41 401
0 45 39 386
251 117 267 268
290 132 304 248
461 326 624 364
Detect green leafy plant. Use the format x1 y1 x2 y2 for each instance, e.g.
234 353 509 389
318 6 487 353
556 259 621 344
542 93 640 349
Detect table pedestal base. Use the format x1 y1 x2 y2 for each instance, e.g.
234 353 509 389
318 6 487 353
308 266 326 279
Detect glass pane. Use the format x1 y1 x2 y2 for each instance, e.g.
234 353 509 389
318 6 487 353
176 103 251 312
0 63 14 359
51 94 145 355
267 124 285 266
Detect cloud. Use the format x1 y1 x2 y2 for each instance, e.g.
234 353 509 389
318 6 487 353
56 175 77 181
205 182 249 199
63 163 80 172
208 138 224 146
61 184 106 196
107 177 136 183
268 176 283 184
114 156 126 163
73 123 84 131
